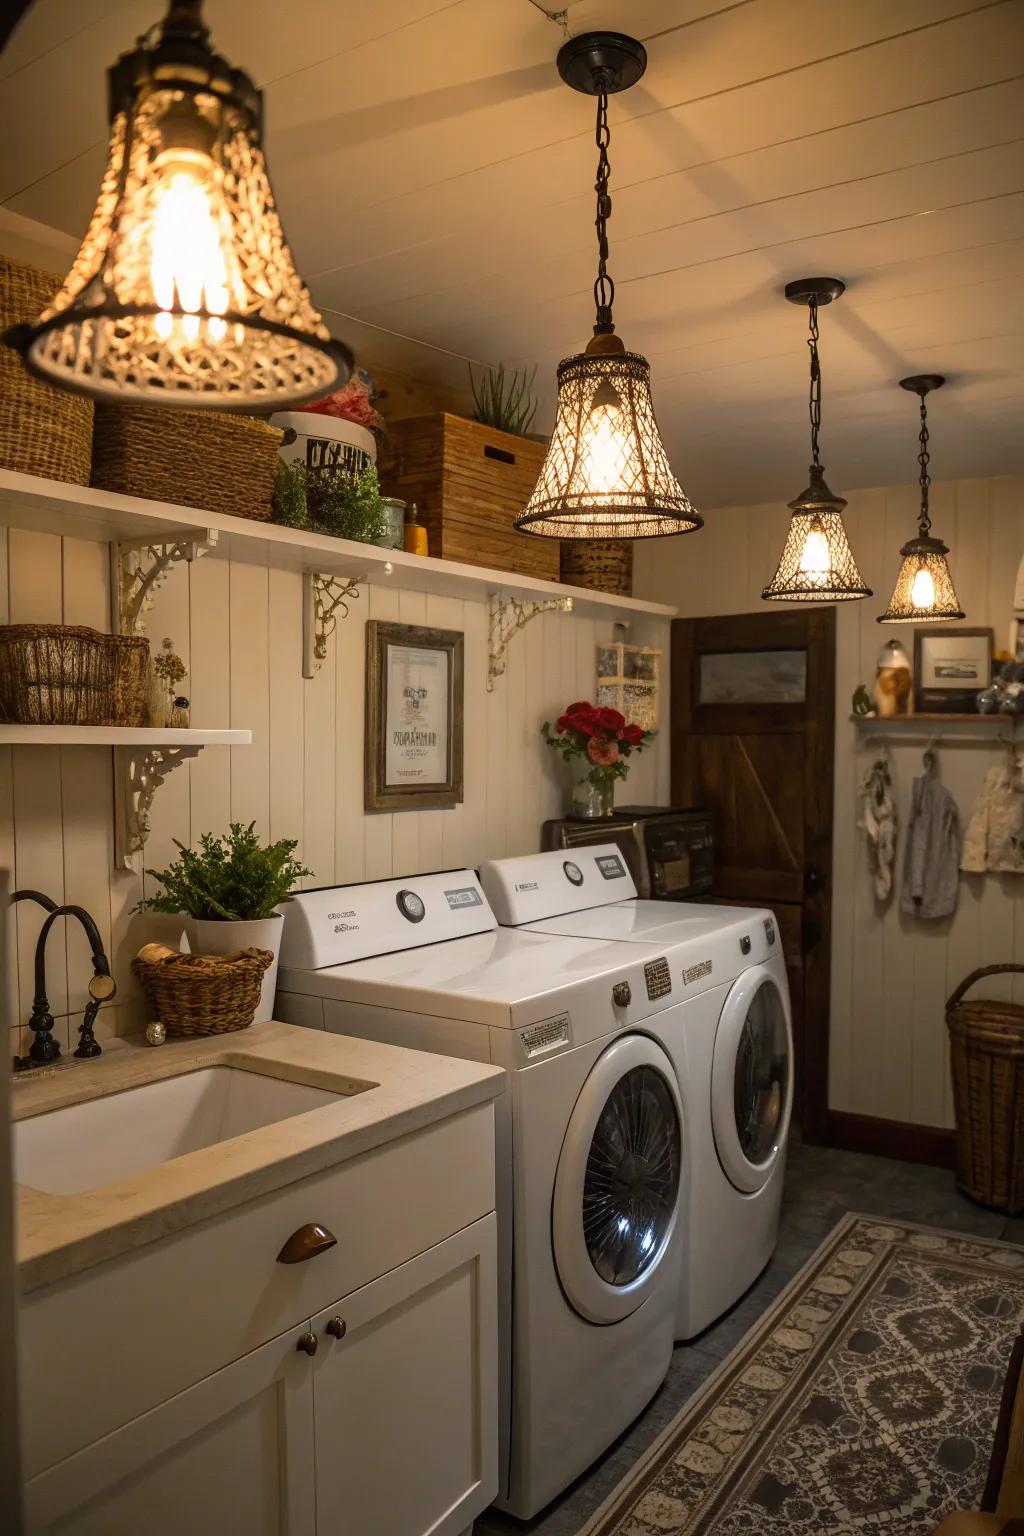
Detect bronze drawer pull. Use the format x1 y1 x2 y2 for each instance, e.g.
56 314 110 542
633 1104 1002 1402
296 1332 318 1357
277 1223 338 1264
325 1316 346 1340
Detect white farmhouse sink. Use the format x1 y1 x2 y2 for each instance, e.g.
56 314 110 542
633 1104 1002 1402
15 1065 343 1196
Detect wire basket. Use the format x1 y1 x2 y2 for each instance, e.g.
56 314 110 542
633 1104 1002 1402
132 948 273 1038
560 539 633 596
0 256 94 484
946 965 1024 1212
91 404 283 520
0 624 149 726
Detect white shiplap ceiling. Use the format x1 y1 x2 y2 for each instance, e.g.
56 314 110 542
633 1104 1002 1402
2 0 1023 508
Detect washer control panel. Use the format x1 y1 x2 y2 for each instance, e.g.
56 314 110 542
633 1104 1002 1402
644 956 672 1000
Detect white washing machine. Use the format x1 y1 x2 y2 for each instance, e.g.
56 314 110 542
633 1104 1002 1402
276 869 690 1519
479 845 794 1340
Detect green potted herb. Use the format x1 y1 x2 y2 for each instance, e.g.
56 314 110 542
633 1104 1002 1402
272 461 388 544
138 823 311 1023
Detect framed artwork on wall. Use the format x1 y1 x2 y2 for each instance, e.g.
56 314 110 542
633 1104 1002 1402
365 621 464 811
913 627 993 714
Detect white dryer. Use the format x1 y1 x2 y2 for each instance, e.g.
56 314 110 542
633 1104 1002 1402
276 870 688 1519
479 846 794 1340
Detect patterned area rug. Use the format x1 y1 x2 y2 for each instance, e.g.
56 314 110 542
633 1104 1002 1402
581 1214 1024 1535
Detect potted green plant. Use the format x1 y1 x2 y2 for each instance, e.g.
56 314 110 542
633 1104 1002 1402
138 823 311 1023
272 461 389 545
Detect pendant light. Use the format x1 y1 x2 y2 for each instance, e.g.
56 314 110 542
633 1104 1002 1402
5 0 352 410
877 375 964 623
516 33 700 541
762 279 870 602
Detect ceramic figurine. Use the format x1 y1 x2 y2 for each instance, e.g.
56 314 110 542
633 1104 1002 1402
874 638 912 718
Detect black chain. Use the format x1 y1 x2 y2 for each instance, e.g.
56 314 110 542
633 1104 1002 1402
807 298 822 467
916 392 931 535
593 90 615 334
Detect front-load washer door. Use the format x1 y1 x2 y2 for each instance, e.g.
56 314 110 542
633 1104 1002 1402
711 964 793 1195
553 1034 682 1325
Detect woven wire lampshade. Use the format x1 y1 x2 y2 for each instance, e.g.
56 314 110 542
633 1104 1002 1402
762 465 871 601
878 375 964 623
5 0 351 410
515 341 701 538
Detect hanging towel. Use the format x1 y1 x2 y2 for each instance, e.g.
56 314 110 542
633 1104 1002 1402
961 755 1024 874
900 759 961 920
860 758 897 901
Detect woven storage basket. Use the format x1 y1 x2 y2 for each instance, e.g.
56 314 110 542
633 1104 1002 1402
0 257 94 483
91 404 282 520
0 624 149 726
560 539 633 596
132 948 273 1038
946 964 1024 1212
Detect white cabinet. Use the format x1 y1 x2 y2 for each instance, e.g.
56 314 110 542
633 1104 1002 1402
311 1218 497 1536
25 1325 317 1535
22 1175 498 1536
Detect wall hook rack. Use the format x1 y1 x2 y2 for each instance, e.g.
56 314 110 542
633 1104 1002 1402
113 531 219 636
487 592 574 690
302 570 364 678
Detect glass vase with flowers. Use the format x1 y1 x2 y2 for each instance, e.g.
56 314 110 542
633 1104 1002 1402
541 700 651 818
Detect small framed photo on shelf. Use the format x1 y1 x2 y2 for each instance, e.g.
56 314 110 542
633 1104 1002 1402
365 620 464 811
913 627 993 714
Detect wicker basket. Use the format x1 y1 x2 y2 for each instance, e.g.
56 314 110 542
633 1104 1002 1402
132 948 273 1038
946 965 1024 1212
0 624 149 726
91 404 283 520
0 257 94 484
560 539 633 596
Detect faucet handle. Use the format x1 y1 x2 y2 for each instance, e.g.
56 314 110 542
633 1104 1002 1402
88 974 117 1002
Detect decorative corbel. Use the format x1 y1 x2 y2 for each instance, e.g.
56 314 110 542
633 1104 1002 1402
302 570 364 677
112 532 219 636
487 591 574 690
113 744 203 870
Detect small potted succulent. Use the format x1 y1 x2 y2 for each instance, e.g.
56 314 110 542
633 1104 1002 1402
271 373 383 481
542 701 651 819
138 823 311 1023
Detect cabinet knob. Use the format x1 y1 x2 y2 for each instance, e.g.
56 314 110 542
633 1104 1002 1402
277 1223 338 1264
296 1332 318 1357
325 1316 347 1340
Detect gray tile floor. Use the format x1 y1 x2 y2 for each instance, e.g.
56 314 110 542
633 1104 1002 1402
478 1138 1019 1536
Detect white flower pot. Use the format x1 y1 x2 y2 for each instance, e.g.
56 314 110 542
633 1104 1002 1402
186 914 282 1025
270 412 376 479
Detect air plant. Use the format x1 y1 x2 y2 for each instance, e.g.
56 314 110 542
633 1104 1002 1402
469 362 538 437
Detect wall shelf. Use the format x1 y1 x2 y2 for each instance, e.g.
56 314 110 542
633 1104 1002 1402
851 713 1021 739
0 726 249 747
0 468 678 625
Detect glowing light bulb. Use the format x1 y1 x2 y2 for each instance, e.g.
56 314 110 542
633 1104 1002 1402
911 564 936 611
798 520 831 585
149 156 233 345
580 380 629 497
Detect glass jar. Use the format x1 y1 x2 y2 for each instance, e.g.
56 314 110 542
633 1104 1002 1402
571 772 615 819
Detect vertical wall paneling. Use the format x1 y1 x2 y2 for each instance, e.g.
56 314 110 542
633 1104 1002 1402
363 585 400 880
227 561 270 838
334 583 368 887
267 567 305 853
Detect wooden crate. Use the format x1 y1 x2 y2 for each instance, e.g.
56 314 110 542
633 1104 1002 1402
379 413 558 581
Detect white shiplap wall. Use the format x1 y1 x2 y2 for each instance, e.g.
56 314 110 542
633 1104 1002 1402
1 529 669 1057
635 474 1024 1132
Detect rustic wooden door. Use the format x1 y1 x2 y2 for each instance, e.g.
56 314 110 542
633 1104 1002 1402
670 609 835 1141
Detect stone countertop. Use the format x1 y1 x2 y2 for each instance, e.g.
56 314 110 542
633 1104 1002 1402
12 1021 504 1294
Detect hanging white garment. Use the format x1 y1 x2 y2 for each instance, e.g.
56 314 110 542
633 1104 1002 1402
901 750 960 921
961 752 1024 875
860 758 897 901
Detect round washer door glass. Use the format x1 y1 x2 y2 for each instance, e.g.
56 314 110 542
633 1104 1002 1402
553 1033 682 1325
711 965 793 1195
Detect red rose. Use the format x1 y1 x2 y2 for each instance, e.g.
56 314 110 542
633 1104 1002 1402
555 714 572 732
587 735 620 767
622 723 644 747
595 706 625 735
565 700 594 718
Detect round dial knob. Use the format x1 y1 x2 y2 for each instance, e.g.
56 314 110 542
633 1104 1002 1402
563 861 584 886
612 980 632 1008
396 889 426 923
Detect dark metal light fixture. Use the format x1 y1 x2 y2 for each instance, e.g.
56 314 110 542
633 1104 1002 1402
5 0 352 410
762 278 870 603
516 33 700 540
877 375 964 623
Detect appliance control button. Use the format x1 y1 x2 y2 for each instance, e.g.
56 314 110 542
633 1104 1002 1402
740 934 752 956
612 980 632 1008
563 860 584 885
764 917 776 945
396 889 426 923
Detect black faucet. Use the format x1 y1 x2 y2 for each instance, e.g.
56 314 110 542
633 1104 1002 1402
10 890 117 1071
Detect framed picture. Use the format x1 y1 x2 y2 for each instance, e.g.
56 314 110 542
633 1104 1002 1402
365 621 464 811
913 627 993 714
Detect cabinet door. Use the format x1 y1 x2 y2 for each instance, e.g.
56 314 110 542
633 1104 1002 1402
24 1324 317 1536
311 1214 497 1536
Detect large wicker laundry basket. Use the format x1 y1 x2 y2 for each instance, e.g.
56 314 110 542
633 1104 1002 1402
946 964 1024 1212
0 257 94 483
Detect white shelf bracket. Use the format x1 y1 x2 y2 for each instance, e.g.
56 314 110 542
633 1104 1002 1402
113 744 203 870
487 592 574 691
112 531 219 636
302 570 362 678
